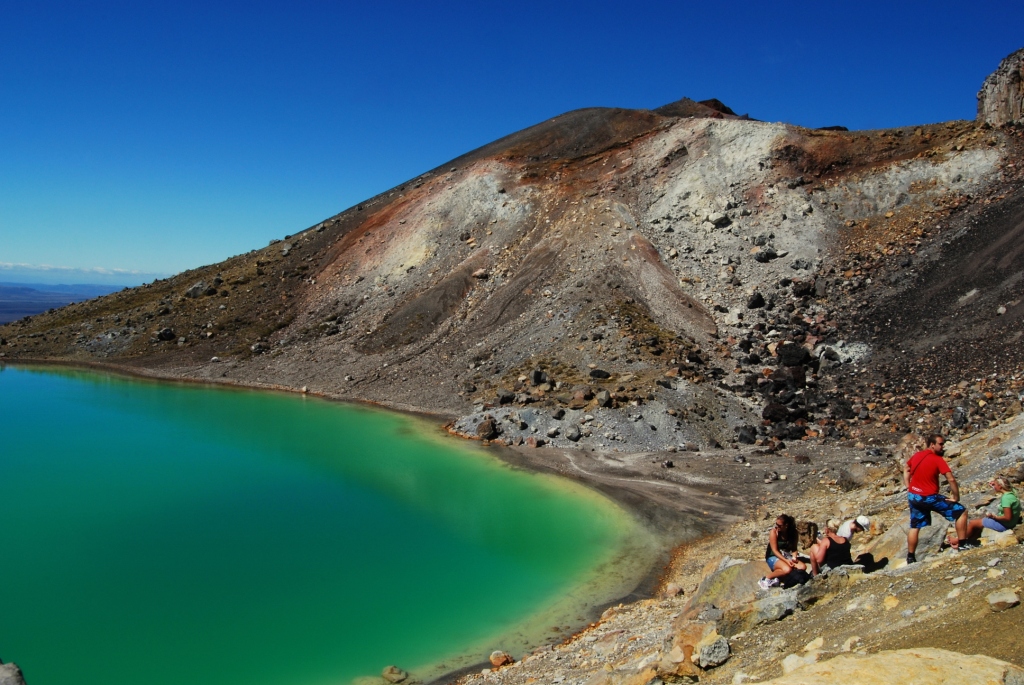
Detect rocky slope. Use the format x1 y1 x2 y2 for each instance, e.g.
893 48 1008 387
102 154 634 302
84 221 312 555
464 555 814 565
3 53 1024 460
2 47 1024 685
447 415 1024 685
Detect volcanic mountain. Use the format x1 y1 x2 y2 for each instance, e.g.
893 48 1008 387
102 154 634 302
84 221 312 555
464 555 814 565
4 51 1024 454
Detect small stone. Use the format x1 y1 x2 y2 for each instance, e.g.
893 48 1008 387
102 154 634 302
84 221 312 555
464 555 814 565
589 368 611 379
546 426 560 438
708 212 731 227
489 650 514 667
841 636 860 652
987 589 1020 612
988 558 1002 567
382 666 408 683
804 637 824 652
565 425 582 442
883 596 900 610
987 568 1005 579
947 588 962 599
664 583 683 598
951 576 967 585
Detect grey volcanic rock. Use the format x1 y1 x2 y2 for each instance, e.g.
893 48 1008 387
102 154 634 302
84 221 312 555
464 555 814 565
978 47 1024 126
0 663 26 685
697 636 731 668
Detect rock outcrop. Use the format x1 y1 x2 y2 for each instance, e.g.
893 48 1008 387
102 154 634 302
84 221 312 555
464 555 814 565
978 48 1024 126
759 648 1024 685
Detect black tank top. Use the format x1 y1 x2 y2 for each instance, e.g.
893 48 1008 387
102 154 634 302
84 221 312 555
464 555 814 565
823 537 853 568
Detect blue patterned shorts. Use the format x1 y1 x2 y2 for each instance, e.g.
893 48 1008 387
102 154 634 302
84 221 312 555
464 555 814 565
908 493 966 528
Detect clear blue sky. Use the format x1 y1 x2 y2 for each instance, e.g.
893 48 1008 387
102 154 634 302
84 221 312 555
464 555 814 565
1 1 1021 285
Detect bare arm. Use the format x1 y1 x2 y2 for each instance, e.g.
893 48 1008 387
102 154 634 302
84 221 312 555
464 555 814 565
987 505 1013 524
943 472 960 502
902 459 911 489
769 528 784 559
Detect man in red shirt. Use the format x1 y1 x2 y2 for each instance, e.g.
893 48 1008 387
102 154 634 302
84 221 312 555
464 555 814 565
902 434 969 563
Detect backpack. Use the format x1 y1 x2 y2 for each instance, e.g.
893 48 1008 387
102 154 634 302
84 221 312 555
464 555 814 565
780 567 812 588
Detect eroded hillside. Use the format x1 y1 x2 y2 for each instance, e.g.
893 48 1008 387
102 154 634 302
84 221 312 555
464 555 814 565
3 61 1024 458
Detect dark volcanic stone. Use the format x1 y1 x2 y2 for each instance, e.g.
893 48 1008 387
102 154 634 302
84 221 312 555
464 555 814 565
476 417 500 440
736 425 757 444
776 342 810 366
496 389 514 405
747 292 766 309
589 368 611 379
762 402 790 423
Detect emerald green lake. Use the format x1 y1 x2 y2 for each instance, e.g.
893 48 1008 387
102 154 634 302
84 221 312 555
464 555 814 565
0 366 655 685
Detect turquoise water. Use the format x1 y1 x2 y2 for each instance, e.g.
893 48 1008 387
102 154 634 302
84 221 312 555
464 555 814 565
0 366 653 685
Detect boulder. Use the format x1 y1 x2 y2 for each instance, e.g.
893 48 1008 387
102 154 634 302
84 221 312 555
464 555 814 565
718 592 798 637
776 342 810 366
763 402 790 423
682 557 769 616
736 425 757 444
756 648 1024 684
978 47 1024 126
696 635 731 669
589 368 611 379
156 328 177 341
489 650 514 667
565 425 582 442
837 463 868 491
381 665 408 683
861 518 947 563
476 417 500 440
185 281 206 298
0 663 26 685
596 390 612 407
660 620 715 678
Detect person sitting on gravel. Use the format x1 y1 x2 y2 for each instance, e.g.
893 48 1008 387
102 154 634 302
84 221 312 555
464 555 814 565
903 434 969 563
759 514 809 589
809 515 869 575
956 477 1021 547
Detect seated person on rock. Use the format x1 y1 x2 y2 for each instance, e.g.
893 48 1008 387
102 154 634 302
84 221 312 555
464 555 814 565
955 477 1021 547
759 514 808 589
809 515 869 575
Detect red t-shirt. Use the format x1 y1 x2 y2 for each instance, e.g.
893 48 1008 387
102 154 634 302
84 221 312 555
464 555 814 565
907 449 951 495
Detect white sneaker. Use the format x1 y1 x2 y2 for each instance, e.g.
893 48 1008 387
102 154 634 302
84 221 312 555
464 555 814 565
758 577 777 590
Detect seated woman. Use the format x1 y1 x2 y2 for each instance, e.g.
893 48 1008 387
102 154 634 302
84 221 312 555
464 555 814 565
809 515 869 575
759 514 807 589
958 477 1021 546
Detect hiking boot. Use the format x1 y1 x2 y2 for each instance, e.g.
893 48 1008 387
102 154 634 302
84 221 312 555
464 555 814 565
906 552 917 564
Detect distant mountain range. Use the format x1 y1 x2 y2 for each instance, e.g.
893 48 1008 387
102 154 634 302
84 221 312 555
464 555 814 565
0 283 122 324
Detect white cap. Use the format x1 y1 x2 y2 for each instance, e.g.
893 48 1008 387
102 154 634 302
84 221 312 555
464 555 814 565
856 515 871 529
